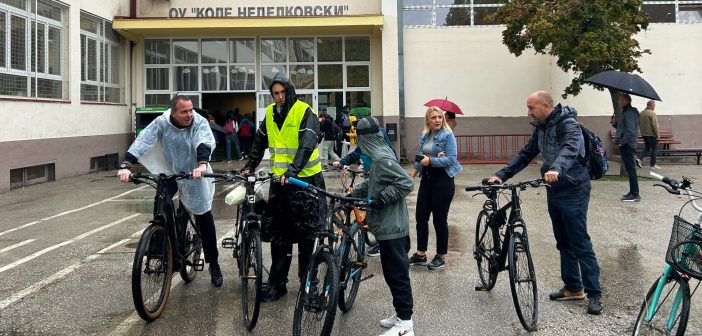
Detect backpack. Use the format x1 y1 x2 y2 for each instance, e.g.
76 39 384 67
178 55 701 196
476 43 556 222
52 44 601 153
578 124 608 180
334 124 344 142
239 120 252 137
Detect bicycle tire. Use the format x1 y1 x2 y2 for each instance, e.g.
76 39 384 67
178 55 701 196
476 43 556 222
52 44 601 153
240 227 263 330
508 230 538 332
179 216 202 283
632 272 690 336
474 209 498 290
363 227 377 247
292 250 339 336
131 224 173 322
338 222 365 312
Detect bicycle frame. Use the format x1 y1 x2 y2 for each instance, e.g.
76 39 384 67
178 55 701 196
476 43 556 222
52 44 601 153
481 183 532 271
645 174 702 331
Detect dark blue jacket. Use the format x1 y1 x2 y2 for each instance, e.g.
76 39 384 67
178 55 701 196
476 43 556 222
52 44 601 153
496 104 590 194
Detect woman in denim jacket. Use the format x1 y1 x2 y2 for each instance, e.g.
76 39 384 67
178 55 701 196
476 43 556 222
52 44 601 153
409 106 463 269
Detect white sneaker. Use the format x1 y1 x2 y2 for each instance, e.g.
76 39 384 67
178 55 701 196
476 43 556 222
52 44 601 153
380 314 401 328
379 319 414 336
651 165 662 169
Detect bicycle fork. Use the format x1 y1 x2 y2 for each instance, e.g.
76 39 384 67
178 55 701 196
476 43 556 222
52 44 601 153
647 264 684 332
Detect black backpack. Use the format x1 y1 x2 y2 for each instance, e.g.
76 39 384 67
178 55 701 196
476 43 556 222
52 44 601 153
578 124 608 180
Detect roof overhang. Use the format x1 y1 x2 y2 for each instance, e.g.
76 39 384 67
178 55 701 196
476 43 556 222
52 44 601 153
113 15 384 40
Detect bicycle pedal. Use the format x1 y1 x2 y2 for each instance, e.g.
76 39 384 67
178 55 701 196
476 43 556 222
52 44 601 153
359 274 374 282
475 286 490 291
193 258 205 271
354 261 368 268
222 238 236 248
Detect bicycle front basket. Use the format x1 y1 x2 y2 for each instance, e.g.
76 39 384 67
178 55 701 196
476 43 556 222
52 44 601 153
665 215 702 280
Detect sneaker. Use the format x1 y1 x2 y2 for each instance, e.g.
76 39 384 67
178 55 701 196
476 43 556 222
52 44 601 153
379 319 414 336
209 262 223 287
587 296 603 315
261 283 287 302
635 158 643 168
427 255 445 270
408 253 427 266
379 314 401 328
621 192 631 199
368 244 380 257
621 194 641 202
651 165 661 170
548 287 585 301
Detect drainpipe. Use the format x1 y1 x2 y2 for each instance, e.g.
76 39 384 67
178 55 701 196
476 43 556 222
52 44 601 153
397 1 407 161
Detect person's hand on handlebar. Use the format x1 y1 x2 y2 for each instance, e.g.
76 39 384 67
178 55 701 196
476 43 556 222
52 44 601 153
239 168 252 177
543 170 559 184
118 168 131 183
487 176 502 184
332 161 342 169
192 162 207 179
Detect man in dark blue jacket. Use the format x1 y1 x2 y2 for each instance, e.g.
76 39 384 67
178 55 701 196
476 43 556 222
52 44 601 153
614 93 641 202
488 91 602 315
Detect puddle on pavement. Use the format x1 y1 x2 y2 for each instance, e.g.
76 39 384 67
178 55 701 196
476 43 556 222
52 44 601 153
447 225 464 253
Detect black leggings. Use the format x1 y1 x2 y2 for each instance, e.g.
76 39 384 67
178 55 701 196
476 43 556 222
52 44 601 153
415 167 455 255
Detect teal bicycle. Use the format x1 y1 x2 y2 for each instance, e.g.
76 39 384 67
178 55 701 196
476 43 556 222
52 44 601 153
633 172 702 336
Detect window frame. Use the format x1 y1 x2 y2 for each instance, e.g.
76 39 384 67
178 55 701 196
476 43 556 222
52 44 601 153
80 11 124 103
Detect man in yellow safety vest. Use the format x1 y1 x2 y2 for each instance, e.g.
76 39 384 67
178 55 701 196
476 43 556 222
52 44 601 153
241 74 325 302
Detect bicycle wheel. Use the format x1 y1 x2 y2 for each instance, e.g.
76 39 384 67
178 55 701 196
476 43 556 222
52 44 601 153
508 230 538 332
632 272 690 336
180 216 202 283
474 209 498 290
338 222 366 312
292 251 339 336
131 224 173 322
240 227 263 331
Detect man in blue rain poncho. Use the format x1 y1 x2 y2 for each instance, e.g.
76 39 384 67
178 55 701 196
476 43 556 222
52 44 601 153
117 95 223 287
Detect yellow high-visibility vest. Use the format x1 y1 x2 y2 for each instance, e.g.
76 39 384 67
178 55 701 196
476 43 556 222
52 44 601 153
266 101 322 177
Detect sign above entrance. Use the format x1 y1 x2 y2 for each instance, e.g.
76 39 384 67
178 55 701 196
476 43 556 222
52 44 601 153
138 0 380 18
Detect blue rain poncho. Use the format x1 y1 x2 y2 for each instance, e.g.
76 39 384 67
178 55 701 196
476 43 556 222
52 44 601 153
127 110 216 215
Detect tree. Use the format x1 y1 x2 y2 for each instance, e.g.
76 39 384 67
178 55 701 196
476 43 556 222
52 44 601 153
445 0 470 26
490 0 650 120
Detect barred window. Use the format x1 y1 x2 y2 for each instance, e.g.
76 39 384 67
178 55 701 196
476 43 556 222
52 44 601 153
0 0 67 99
642 1 702 23
80 12 125 103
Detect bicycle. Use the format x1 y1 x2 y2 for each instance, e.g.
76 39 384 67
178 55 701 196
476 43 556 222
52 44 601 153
465 178 547 332
129 173 204 322
632 172 702 336
337 166 376 247
203 170 275 331
287 177 372 336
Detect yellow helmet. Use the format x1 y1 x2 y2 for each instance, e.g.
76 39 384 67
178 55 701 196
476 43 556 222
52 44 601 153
349 115 357 123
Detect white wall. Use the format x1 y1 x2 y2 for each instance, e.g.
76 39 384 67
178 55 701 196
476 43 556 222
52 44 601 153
0 0 132 142
403 23 702 119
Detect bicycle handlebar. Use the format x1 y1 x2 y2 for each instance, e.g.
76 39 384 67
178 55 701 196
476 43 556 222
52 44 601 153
465 178 546 192
649 172 702 213
129 172 191 185
288 177 373 208
203 171 277 184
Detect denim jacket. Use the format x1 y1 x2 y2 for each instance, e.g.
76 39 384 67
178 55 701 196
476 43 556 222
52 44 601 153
412 128 463 178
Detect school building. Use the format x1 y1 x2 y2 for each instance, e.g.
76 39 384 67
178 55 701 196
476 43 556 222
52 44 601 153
1 0 700 191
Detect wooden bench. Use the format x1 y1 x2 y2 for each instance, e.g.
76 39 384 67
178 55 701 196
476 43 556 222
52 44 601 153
609 128 681 149
455 134 532 163
609 128 702 165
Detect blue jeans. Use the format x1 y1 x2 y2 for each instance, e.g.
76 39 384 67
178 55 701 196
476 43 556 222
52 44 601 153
620 144 639 196
547 190 602 298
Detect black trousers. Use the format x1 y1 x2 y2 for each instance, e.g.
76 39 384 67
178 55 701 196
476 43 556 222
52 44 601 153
620 145 640 196
379 236 414 320
415 167 455 255
165 181 219 263
268 239 315 286
638 136 658 167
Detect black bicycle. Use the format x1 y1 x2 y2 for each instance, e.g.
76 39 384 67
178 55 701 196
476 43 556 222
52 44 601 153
466 178 547 332
288 177 372 336
204 170 275 331
129 173 204 322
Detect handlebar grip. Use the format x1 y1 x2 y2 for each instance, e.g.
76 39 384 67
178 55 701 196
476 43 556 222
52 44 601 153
367 199 374 206
650 172 679 188
288 177 309 189
465 185 482 191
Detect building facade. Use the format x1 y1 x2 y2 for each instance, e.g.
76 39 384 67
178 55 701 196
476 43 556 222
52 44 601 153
1 0 700 191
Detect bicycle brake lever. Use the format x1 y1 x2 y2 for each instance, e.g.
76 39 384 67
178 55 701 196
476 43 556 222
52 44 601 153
654 183 681 195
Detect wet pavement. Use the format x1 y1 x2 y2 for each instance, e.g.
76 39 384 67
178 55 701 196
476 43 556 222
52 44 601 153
0 159 701 335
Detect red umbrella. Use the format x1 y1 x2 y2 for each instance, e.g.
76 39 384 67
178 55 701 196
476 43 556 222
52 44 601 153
424 98 464 115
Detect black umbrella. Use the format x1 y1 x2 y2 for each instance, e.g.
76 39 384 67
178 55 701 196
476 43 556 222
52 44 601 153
584 70 662 101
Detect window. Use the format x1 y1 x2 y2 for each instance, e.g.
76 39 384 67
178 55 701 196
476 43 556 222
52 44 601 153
80 12 124 103
633 1 701 23
10 163 55 189
0 0 67 99
403 0 507 27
